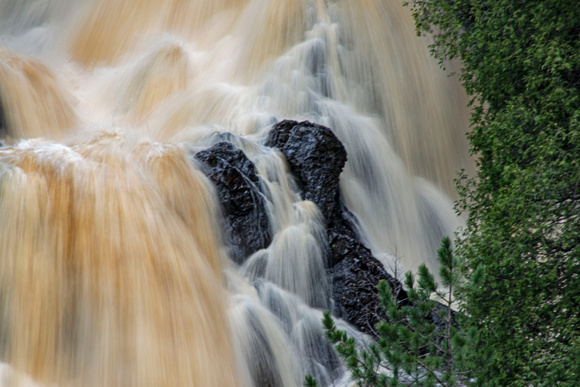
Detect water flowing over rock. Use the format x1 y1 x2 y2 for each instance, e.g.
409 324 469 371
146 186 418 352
264 120 406 337
0 0 472 385
265 121 356 264
195 141 272 264
196 120 406 337
264 120 347 223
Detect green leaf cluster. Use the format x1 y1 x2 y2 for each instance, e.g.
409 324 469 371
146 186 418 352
307 237 480 386
407 0 580 384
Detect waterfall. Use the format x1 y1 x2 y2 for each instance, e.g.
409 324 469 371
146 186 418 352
0 1 473 386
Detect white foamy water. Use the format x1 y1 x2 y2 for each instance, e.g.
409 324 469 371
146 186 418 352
0 1 472 386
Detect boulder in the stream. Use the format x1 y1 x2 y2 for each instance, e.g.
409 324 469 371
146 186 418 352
196 121 410 339
195 142 271 264
265 120 407 338
264 119 346 222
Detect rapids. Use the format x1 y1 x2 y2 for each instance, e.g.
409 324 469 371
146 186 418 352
0 0 473 386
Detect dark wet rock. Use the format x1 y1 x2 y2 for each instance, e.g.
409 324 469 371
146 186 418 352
326 216 410 339
195 142 271 264
0 99 7 137
265 120 346 223
328 247 407 338
265 120 406 338
196 121 409 339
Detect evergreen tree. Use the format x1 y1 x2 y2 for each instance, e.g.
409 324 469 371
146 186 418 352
407 0 580 384
308 237 479 386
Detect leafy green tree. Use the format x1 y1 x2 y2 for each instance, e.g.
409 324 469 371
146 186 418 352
307 237 479 386
407 0 580 384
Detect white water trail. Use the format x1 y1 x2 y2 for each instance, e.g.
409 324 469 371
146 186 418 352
0 1 473 386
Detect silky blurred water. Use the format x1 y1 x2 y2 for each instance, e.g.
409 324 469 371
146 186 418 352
0 1 472 386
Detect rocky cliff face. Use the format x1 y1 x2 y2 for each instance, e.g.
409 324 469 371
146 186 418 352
196 120 406 338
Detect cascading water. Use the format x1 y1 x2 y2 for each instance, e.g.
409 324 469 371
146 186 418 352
0 1 473 386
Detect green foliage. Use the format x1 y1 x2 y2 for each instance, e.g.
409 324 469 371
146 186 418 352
311 237 478 386
407 0 580 384
304 374 318 387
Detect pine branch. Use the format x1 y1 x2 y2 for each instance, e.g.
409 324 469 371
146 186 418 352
320 237 475 386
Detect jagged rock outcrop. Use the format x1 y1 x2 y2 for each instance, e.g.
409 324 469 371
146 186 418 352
195 121 407 338
195 142 271 264
264 119 346 222
265 120 406 338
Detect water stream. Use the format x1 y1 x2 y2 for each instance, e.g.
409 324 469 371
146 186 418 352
0 1 472 386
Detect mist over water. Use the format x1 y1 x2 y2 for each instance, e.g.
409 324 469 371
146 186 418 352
0 1 472 386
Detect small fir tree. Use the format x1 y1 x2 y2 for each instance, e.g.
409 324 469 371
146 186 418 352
307 237 483 386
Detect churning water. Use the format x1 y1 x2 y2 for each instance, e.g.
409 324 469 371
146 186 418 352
0 0 472 386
